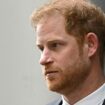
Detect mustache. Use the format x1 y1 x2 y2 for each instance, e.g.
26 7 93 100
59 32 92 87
42 66 61 75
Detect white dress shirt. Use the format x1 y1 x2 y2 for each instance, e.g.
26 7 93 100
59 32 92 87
62 83 105 105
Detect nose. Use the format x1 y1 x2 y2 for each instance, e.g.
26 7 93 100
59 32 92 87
39 49 53 65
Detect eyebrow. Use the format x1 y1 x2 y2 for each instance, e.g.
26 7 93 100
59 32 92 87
36 37 67 45
47 39 64 43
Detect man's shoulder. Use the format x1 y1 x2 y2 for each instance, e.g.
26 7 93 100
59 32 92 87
46 98 62 105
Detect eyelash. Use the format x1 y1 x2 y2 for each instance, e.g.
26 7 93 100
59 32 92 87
50 43 59 48
38 42 63 52
38 46 44 51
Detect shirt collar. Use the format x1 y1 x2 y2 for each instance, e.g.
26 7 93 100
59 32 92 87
62 96 70 105
62 83 105 105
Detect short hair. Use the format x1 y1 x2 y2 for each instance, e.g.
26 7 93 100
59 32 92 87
31 0 105 69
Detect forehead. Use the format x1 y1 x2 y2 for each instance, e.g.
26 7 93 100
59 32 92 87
36 12 65 32
36 13 65 35
36 14 67 44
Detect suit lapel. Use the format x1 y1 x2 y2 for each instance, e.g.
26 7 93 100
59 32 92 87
58 100 62 105
55 99 62 105
47 98 62 105
102 99 105 105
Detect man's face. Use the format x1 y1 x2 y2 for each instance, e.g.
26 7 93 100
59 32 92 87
36 14 91 94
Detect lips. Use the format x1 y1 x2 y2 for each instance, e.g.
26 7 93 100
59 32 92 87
44 70 59 80
45 70 58 76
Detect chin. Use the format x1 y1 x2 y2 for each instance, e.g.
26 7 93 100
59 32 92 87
46 80 65 93
46 80 60 91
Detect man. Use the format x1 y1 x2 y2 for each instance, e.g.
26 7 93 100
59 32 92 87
31 0 105 105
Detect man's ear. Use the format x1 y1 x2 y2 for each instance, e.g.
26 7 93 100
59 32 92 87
85 32 99 57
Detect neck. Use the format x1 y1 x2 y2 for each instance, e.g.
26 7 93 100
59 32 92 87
62 59 105 104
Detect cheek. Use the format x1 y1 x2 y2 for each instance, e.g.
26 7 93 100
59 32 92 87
57 50 79 68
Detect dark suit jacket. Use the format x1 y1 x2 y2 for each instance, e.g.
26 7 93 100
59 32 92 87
46 98 62 105
46 98 105 105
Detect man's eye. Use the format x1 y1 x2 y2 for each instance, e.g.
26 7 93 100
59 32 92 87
49 43 60 49
38 46 44 51
52 43 59 47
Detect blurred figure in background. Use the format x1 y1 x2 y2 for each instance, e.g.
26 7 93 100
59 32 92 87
31 0 105 105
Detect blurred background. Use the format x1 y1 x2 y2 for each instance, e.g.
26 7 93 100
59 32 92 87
0 0 104 105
